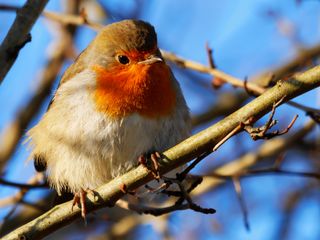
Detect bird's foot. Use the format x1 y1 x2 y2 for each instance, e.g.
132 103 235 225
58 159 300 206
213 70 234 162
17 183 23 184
120 183 136 196
72 188 94 221
138 151 162 179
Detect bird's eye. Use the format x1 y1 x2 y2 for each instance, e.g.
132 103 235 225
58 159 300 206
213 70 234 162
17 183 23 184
117 55 130 65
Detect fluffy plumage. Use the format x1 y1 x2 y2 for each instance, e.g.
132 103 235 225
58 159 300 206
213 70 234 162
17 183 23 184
27 20 190 194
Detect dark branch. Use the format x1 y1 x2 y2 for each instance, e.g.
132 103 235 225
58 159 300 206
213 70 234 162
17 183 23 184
0 0 48 84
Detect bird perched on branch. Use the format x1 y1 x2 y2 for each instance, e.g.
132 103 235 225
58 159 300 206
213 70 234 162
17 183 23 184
27 19 190 218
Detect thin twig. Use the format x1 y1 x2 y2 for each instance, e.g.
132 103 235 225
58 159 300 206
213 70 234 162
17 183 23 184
193 120 316 195
116 199 189 216
207 167 320 180
306 111 320 124
240 96 299 140
162 50 320 114
160 176 215 215
0 173 44 209
205 42 216 68
0 4 103 31
43 9 102 31
232 177 250 231
243 168 320 179
0 178 47 189
177 152 210 180
192 43 320 127
212 124 244 151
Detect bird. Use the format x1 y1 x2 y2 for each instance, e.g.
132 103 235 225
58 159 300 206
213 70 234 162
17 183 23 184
27 19 190 218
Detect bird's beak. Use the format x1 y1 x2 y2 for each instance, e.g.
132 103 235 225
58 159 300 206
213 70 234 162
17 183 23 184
138 55 163 65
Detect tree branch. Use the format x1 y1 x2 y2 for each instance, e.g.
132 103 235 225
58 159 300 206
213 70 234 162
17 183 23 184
0 4 103 31
3 63 320 240
0 0 48 84
193 120 316 195
191 43 320 127
162 50 320 114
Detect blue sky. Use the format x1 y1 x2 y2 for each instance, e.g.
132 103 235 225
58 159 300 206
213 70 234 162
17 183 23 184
0 1 319 239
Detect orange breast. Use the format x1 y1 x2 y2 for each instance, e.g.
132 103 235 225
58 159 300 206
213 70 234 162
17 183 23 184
92 62 177 118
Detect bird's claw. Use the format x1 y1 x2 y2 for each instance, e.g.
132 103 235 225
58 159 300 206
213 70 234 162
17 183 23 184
138 151 162 179
72 188 93 222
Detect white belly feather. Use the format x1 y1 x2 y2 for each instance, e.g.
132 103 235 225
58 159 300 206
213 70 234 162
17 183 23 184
27 70 190 194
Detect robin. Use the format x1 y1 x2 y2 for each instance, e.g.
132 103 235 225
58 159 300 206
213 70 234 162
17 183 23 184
27 19 190 218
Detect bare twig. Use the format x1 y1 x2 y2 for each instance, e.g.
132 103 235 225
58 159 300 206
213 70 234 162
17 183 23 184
206 42 226 89
232 177 250 231
201 153 319 233
160 176 215 215
175 179 215 214
162 50 320 114
0 4 103 31
242 168 320 179
243 115 298 140
192 44 320 127
242 97 299 140
0 178 47 189
42 9 102 31
212 123 243 151
307 111 320 124
205 42 216 69
0 0 48 84
162 50 264 93
176 153 210 181
0 173 44 209
116 199 190 216
0 192 53 236
193 120 316 195
135 153 213 216
208 165 320 181
243 77 257 96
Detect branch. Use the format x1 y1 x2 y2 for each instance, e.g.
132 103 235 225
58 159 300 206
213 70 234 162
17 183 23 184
241 168 320 179
162 50 320 114
191 43 320 127
116 199 190 216
43 9 102 31
162 50 265 93
193 120 316 195
232 177 250 231
0 192 53 236
0 0 48 84
0 174 43 207
0 178 47 189
3 63 320 239
0 4 103 31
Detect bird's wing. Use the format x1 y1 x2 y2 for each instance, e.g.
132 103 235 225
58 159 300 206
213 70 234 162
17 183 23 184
34 49 87 171
47 49 87 110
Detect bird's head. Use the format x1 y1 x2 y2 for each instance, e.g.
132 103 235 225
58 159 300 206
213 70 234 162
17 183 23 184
83 20 177 118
